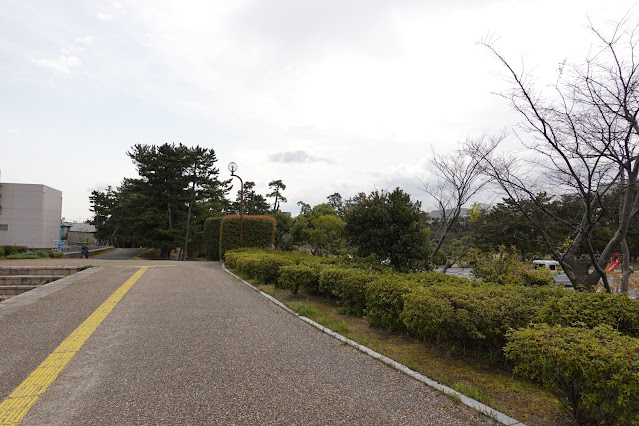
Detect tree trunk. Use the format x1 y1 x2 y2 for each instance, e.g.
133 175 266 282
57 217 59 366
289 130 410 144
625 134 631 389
621 238 631 294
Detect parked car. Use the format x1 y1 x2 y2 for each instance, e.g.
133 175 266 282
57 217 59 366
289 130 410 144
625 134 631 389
533 260 561 274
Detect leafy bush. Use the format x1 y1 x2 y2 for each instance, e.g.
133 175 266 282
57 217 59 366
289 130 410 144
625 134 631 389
203 216 223 260
279 264 320 295
219 215 276 258
235 252 295 284
0 246 5 258
330 270 378 316
364 271 477 331
468 248 554 286
401 284 563 360
1 245 29 256
364 275 424 331
505 324 639 424
5 250 63 259
536 292 639 337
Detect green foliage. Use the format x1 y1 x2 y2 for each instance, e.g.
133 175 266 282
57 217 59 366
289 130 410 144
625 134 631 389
234 251 294 284
291 203 346 256
278 264 320 295
230 181 270 215
536 292 639 337
203 216 223 260
267 179 287 212
5 250 63 259
270 211 294 250
505 325 639 424
401 284 563 360
468 247 554 286
318 268 378 316
1 245 29 256
90 143 230 258
345 187 431 272
0 247 4 258
219 215 276 258
364 275 424 331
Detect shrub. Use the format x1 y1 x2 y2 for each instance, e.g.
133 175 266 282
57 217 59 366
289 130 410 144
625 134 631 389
219 215 276 258
236 252 294 284
0 246 4 258
401 284 563 360
203 216 223 260
1 245 29 256
468 248 554 286
331 270 379 316
278 264 321 295
364 271 477 331
505 324 639 424
536 292 639 337
319 267 361 297
364 275 424 331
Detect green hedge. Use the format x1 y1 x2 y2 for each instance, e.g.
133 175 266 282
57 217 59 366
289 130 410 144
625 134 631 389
203 216 223 261
1 245 29 256
364 275 424 331
279 265 321 295
505 324 639 424
235 252 294 284
220 215 276 258
318 267 378 316
536 292 639 338
364 271 475 331
401 284 564 360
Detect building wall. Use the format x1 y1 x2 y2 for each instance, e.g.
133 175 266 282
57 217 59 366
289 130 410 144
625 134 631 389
0 183 63 249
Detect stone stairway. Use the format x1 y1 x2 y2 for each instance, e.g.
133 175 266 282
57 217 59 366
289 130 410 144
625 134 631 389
0 267 81 302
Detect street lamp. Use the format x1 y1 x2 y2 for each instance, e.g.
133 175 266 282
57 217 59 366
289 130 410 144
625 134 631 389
228 162 244 243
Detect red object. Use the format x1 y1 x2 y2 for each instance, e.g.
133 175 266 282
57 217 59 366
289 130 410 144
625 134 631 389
606 260 621 272
606 252 622 272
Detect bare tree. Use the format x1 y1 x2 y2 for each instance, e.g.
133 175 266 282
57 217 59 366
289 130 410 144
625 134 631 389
476 14 639 292
422 133 502 270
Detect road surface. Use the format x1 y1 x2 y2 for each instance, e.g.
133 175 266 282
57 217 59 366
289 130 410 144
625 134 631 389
0 259 498 425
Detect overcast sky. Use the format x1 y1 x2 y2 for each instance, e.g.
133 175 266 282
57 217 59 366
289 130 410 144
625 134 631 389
2 0 637 221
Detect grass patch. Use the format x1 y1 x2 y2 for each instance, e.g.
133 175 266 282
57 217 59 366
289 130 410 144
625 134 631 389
257 284 276 296
453 383 493 406
77 265 94 271
285 301 349 334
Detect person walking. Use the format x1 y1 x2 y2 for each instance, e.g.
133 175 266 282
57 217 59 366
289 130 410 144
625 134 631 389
80 244 89 259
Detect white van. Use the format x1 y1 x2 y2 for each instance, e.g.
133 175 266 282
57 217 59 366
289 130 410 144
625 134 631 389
533 260 561 274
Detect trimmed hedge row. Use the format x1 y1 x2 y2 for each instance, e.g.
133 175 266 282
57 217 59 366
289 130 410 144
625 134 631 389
402 284 565 360
223 248 639 424
219 215 276 258
505 324 639 424
535 291 639 337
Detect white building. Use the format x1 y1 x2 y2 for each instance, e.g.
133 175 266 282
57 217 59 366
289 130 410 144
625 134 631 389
0 183 63 249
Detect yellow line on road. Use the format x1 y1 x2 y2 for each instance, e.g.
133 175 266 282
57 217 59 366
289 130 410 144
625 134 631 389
0 266 150 425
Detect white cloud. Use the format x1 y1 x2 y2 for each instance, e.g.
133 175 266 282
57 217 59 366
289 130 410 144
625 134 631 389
97 13 113 22
33 54 81 74
75 35 94 46
270 150 330 164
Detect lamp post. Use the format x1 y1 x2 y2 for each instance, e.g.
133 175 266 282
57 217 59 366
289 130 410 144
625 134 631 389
228 162 244 243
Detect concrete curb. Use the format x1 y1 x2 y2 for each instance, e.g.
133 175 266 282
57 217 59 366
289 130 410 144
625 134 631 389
0 267 104 320
222 263 525 426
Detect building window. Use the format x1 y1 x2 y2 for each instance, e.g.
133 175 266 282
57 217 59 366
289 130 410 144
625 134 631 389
0 224 7 231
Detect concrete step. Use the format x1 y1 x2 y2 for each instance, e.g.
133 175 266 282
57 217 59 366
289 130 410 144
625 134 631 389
0 285 40 296
0 266 79 276
0 275 62 285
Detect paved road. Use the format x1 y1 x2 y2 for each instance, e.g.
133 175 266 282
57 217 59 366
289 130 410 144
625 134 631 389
0 260 497 425
94 248 146 260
